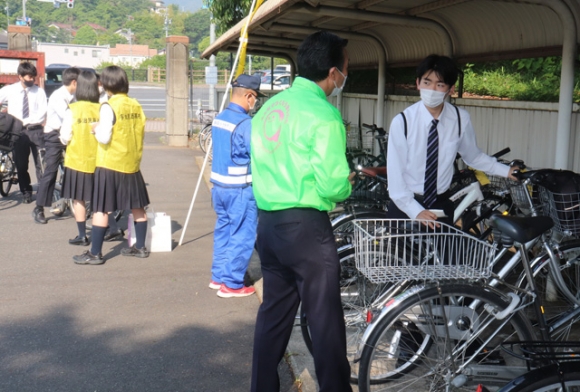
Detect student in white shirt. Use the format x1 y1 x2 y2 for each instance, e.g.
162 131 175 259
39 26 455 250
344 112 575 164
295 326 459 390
0 62 47 203
32 67 79 224
386 55 518 224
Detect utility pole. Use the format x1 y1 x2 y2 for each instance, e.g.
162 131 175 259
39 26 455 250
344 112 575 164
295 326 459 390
163 9 171 37
5 1 9 27
22 0 26 19
129 28 133 69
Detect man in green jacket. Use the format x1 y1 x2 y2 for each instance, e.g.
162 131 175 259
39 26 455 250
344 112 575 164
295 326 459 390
250 31 354 392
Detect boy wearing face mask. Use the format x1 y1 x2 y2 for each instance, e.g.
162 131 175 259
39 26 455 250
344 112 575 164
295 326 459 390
386 54 518 222
208 74 264 298
0 62 47 204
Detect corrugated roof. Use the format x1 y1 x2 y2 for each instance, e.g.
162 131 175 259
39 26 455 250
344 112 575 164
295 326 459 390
201 0 580 68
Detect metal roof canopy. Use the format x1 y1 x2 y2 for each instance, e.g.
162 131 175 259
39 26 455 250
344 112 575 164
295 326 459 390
202 0 580 169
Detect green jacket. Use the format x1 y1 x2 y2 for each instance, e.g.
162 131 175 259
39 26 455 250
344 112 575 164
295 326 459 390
251 77 352 211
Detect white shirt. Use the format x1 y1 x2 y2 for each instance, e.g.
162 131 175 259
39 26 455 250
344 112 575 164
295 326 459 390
94 102 114 145
387 100 510 219
0 81 47 126
44 85 75 133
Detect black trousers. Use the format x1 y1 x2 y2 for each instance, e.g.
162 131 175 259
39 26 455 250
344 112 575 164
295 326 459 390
386 191 454 225
36 130 65 207
251 208 352 392
13 126 44 194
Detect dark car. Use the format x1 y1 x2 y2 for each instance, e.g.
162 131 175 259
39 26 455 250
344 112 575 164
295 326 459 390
45 64 96 98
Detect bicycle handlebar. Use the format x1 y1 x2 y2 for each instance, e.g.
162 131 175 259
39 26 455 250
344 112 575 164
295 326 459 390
492 147 511 159
361 123 387 136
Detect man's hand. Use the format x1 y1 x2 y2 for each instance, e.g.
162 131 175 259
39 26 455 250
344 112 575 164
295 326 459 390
348 171 356 185
415 209 440 229
508 166 520 181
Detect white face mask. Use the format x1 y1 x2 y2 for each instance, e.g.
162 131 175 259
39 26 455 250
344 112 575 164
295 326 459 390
329 68 347 97
98 86 105 94
420 88 448 108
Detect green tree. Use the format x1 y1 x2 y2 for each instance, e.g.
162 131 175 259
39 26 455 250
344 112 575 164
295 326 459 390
205 0 252 34
73 25 98 45
184 9 211 57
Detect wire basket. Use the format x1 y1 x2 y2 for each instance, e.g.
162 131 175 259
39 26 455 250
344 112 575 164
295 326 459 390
353 219 496 284
197 109 218 125
487 175 508 192
506 179 541 216
539 187 580 236
346 124 362 151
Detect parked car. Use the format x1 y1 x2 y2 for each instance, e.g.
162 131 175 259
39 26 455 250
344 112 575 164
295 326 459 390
260 73 291 91
274 64 291 74
45 64 96 98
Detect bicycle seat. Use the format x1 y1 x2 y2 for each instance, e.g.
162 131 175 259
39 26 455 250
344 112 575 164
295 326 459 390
489 214 553 243
360 167 386 178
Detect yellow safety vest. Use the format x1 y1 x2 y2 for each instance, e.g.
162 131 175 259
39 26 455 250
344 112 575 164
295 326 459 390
64 101 100 173
96 94 146 173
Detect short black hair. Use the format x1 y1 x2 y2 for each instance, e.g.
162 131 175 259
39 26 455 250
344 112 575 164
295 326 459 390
297 31 348 82
416 55 460 86
100 65 129 94
62 67 81 86
75 70 100 103
17 62 37 78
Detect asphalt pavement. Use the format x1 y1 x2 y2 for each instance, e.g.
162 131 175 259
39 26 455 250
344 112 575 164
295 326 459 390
0 129 302 391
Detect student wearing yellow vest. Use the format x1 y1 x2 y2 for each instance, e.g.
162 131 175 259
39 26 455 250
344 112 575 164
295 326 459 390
60 70 100 246
73 66 149 265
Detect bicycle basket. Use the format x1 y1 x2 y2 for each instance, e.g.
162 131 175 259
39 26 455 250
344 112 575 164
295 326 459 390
198 109 218 124
539 186 580 236
346 124 362 151
353 219 496 284
506 179 541 216
486 175 508 194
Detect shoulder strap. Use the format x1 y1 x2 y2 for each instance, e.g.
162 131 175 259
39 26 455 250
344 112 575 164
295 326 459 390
453 104 461 137
400 112 408 139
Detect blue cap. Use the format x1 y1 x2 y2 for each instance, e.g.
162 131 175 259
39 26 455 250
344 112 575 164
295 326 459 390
232 74 265 97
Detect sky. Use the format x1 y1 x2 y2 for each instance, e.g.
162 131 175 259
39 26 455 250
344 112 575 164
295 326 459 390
165 0 203 13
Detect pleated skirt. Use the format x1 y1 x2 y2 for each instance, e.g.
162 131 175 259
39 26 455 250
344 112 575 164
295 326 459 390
62 168 94 201
92 167 150 213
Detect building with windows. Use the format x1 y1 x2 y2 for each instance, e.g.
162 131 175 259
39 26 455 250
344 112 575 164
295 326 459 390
109 44 158 67
36 42 110 68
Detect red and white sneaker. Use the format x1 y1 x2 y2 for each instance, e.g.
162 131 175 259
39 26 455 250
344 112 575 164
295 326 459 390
217 285 255 298
208 280 221 290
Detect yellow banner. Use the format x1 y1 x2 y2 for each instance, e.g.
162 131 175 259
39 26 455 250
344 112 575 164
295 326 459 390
235 0 265 78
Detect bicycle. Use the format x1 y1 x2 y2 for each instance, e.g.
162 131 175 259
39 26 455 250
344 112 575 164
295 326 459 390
197 109 217 154
354 169 580 390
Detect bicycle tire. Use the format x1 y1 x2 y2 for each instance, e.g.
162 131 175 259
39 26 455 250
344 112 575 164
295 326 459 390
199 124 212 153
203 131 213 160
0 151 15 197
358 283 534 392
497 362 580 392
517 239 580 341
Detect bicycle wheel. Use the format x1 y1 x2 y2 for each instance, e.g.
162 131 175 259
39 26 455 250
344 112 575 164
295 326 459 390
0 151 15 197
199 124 212 153
50 162 67 217
498 362 580 392
358 283 534 392
203 131 213 160
518 240 580 341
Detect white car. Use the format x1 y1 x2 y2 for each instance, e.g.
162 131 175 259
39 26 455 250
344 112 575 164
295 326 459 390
260 74 291 91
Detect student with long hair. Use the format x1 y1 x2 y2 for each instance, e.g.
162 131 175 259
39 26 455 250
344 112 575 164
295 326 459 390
59 70 100 246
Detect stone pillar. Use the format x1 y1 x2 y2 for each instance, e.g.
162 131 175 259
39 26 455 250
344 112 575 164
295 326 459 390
8 25 32 51
165 35 189 147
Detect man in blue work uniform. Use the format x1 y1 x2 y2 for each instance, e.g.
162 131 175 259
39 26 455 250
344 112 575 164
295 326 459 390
209 74 264 298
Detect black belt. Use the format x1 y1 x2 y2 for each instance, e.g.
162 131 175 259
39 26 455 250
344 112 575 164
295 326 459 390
24 124 43 131
414 190 452 204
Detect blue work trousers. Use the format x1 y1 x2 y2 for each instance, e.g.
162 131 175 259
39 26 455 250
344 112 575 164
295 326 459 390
211 185 258 289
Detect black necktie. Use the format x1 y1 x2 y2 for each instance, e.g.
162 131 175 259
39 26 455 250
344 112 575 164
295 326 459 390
423 119 439 208
22 90 29 119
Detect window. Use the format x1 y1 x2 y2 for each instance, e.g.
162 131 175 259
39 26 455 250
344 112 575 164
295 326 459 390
73 51 78 56
81 49 85 54
64 48 69 53
92 50 100 58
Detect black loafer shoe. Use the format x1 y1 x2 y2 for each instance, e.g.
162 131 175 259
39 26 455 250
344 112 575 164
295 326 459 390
73 250 104 265
104 229 125 242
121 245 150 258
22 192 32 204
32 207 47 224
69 235 90 246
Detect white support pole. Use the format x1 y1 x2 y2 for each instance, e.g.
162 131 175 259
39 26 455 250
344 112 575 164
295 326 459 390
179 0 259 247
